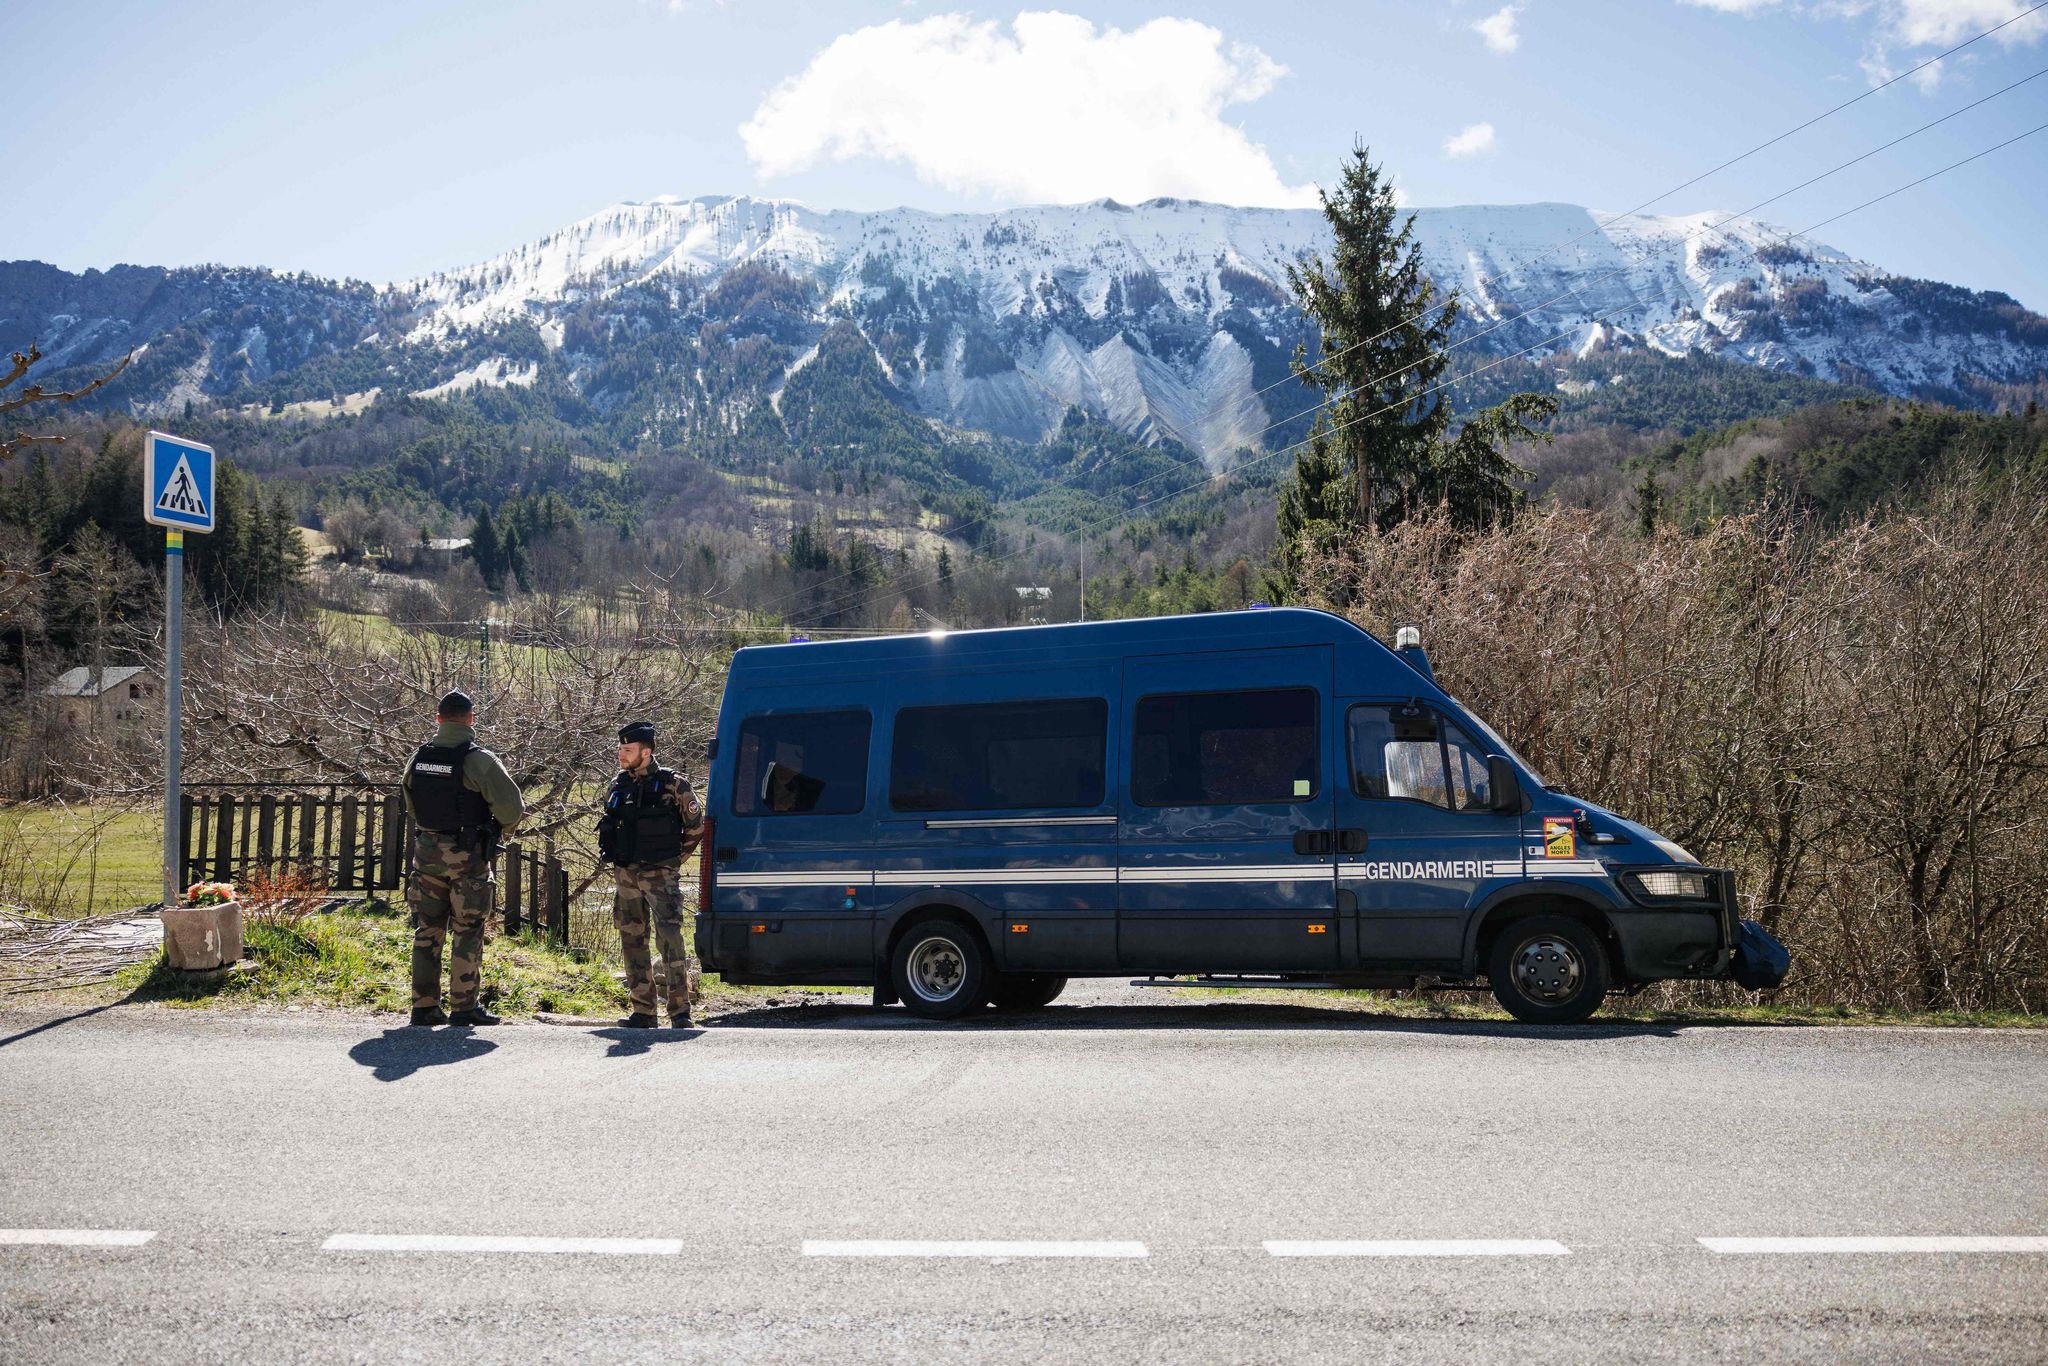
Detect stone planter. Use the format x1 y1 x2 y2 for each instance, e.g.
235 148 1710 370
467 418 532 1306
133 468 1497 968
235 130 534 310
159 902 244 972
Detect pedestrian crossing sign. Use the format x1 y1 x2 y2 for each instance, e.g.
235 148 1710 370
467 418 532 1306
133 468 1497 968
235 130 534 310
144 431 216 533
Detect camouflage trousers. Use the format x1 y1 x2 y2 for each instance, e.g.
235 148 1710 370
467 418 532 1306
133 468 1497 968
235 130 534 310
614 860 698 1020
408 831 493 1011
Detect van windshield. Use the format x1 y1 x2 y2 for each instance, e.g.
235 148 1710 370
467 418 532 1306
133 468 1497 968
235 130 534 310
1451 701 1547 790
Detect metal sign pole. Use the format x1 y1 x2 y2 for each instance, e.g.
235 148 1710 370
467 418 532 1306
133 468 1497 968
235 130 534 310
143 430 213 912
162 529 184 908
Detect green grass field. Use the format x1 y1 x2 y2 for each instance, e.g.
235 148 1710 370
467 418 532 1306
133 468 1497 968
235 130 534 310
0 803 165 915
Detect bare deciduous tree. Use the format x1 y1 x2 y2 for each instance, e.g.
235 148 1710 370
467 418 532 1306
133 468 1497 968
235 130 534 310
1300 484 2048 1012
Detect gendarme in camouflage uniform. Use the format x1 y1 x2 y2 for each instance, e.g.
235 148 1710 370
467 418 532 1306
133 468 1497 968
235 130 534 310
601 720 704 1028
400 691 525 1027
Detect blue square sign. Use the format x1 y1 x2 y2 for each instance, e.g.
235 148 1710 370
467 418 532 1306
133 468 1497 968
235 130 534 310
144 431 216 533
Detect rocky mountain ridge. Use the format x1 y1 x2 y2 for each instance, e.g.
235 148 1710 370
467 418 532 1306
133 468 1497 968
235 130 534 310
7 194 2046 463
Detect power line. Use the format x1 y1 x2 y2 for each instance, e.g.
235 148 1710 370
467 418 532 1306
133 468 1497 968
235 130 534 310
790 107 2048 625
785 118 2048 630
1792 116 2048 237
1225 0 2048 416
739 14 2048 621
1229 63 2048 468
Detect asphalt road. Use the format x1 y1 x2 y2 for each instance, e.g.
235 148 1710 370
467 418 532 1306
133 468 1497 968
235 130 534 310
2 996 2045 1364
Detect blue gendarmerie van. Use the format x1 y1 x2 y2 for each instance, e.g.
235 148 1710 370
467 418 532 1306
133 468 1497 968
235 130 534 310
695 608 1759 1024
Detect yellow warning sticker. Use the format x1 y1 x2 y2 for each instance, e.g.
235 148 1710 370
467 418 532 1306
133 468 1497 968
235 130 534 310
1543 817 1576 859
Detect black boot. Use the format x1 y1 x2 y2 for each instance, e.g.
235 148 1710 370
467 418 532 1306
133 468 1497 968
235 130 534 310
619 1012 658 1029
448 1005 501 1026
409 1005 448 1027
668 1010 695 1028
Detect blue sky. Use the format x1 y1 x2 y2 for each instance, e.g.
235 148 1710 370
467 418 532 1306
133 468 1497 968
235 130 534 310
7 0 2047 306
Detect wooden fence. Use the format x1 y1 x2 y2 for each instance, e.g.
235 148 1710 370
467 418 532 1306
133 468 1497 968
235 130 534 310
179 784 570 944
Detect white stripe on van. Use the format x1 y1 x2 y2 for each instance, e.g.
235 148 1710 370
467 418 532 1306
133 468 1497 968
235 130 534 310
1118 866 1334 884
873 869 1117 886
1335 860 1531 880
720 862 1587 889
717 871 874 888
923 815 1119 829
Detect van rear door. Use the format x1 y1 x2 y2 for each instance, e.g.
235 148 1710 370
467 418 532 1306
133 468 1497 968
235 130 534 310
1117 648 1339 974
713 692 876 981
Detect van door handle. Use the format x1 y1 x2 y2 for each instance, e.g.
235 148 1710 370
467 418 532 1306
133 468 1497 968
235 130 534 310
1336 829 1369 854
1292 830 1335 856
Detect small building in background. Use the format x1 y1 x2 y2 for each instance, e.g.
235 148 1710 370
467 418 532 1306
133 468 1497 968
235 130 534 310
40 665 160 732
424 536 473 565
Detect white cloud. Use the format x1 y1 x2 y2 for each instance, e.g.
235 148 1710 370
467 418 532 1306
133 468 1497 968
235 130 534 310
1444 122 1497 158
1876 0 2043 47
1679 0 2045 90
740 10 1317 207
1473 5 1523 52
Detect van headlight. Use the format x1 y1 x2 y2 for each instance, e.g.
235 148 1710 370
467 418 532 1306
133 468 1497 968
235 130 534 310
1649 837 1698 864
1625 869 1713 900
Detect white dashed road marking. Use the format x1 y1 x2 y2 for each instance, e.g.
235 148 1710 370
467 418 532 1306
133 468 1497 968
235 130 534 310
323 1234 683 1255
1700 1236 2048 1255
1265 1239 1572 1257
0 1229 156 1247
802 1240 1149 1258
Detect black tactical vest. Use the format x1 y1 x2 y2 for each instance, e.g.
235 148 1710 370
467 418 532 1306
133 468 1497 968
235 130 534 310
600 767 686 866
409 741 490 833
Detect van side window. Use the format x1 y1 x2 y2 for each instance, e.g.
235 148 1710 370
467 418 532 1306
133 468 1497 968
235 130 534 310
890 698 1107 813
1349 705 1495 813
733 710 871 816
1133 688 1318 806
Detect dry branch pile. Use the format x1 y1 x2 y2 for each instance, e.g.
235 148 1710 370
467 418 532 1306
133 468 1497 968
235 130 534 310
0 907 160 996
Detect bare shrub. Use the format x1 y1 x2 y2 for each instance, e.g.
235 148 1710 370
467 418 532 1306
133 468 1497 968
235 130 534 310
239 865 328 932
1299 483 2048 1013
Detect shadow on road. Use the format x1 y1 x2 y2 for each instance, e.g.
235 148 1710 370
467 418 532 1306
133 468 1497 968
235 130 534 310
0 1003 121 1049
348 1027 499 1080
700 1000 1697 1039
592 1025 707 1058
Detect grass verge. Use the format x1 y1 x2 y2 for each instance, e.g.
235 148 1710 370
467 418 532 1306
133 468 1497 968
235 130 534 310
113 905 629 1018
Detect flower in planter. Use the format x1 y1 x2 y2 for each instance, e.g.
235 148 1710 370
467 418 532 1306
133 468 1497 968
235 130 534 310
185 881 238 907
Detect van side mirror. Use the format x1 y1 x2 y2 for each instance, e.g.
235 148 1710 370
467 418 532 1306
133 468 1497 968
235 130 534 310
1488 756 1524 815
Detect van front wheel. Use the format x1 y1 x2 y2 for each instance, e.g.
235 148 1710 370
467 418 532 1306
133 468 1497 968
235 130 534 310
892 922 991 1020
1487 915 1609 1025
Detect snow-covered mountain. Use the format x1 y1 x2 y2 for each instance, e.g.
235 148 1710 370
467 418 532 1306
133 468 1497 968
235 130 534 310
404 194 2048 459
9 194 2046 463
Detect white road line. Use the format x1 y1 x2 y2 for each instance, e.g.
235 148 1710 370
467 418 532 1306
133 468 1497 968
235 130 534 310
323 1234 682 1255
1700 1236 2048 1255
802 1240 1149 1258
0 1229 156 1247
1265 1239 1571 1258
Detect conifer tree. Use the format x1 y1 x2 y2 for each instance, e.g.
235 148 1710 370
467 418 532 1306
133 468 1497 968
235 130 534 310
470 504 504 592
1285 145 1458 532
1634 465 1663 537
1276 144 1557 589
502 524 529 595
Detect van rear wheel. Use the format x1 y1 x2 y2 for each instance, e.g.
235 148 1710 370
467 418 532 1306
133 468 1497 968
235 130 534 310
992 974 1068 1010
1487 915 1608 1025
892 922 991 1020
